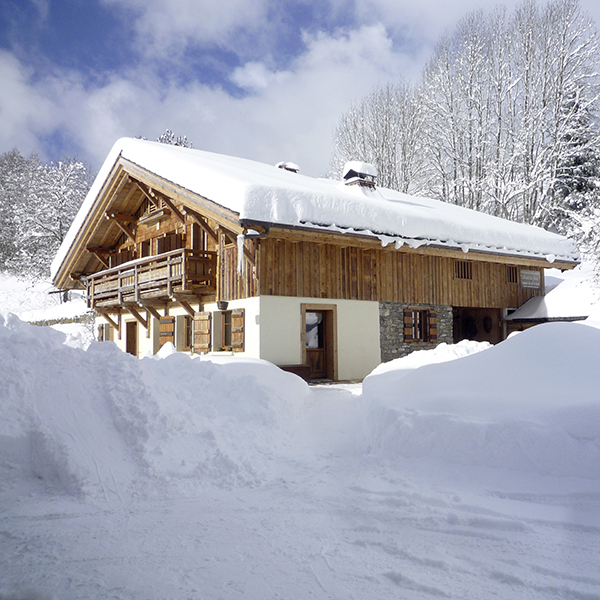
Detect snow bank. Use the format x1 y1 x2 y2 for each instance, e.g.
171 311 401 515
363 340 491 399
0 315 309 499
363 322 600 478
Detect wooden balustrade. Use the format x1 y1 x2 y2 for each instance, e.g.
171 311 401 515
86 249 217 309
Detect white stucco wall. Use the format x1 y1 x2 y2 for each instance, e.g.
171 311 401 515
258 296 381 380
202 298 260 358
96 296 381 379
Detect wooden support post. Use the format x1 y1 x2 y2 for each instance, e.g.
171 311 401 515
125 305 148 329
86 247 110 269
242 243 255 265
132 179 160 209
171 294 197 318
140 304 162 322
106 212 136 242
158 195 186 225
97 311 120 333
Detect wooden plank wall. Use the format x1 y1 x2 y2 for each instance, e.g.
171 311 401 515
258 238 543 308
221 240 258 300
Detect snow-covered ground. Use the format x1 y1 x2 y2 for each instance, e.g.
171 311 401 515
1 272 600 599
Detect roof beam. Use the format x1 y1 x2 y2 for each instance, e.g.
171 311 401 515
183 208 218 243
86 246 110 269
133 178 185 225
106 212 136 243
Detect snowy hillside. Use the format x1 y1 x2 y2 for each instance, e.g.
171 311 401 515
1 308 600 599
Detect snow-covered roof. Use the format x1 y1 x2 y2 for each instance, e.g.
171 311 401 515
506 265 600 321
52 138 579 278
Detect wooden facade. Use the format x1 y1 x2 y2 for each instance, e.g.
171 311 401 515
256 234 545 309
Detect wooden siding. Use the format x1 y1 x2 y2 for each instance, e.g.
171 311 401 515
258 238 543 308
220 239 258 301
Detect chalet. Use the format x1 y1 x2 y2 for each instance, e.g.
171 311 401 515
51 138 579 380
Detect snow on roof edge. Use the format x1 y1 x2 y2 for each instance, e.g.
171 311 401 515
52 138 581 283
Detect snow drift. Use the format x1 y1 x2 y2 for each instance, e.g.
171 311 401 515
363 322 600 478
0 314 308 499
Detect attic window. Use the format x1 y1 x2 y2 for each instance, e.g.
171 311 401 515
506 266 518 284
454 260 473 280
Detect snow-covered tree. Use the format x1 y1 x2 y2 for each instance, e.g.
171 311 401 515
156 129 194 148
330 81 425 193
0 150 93 278
331 0 600 241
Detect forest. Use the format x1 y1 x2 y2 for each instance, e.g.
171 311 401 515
331 0 600 258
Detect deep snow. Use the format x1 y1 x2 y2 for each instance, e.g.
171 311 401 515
1 302 600 598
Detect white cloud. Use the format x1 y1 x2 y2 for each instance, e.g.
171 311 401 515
8 0 600 179
0 23 425 176
231 62 288 91
0 51 56 154
100 0 273 58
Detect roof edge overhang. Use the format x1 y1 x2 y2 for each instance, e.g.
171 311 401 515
505 316 588 323
240 219 580 270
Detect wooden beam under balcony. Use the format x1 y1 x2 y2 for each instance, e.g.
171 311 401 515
124 305 148 329
170 293 197 317
138 302 162 322
97 310 120 333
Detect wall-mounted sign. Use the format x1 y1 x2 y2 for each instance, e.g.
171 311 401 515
521 269 541 289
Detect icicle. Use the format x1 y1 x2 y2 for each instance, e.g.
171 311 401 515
237 234 245 276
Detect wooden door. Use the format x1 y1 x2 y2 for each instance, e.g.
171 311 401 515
126 320 138 357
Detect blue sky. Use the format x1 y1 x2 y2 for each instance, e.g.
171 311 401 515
1 0 600 177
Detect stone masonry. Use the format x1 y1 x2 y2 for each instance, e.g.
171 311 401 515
379 301 453 363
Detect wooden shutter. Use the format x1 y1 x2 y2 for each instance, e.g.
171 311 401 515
98 324 105 342
428 309 437 343
159 316 175 347
231 308 245 352
193 312 212 352
403 310 415 342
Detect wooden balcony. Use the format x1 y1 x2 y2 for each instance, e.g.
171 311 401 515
86 248 217 309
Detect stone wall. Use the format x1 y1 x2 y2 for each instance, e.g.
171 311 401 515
379 302 453 363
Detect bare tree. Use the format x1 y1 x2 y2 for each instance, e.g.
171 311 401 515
330 81 425 193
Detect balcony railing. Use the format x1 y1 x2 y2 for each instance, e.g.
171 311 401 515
86 248 217 309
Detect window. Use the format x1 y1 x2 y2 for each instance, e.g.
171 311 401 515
454 260 473 280
404 309 438 343
97 323 113 342
506 265 518 284
221 310 232 349
218 309 245 352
